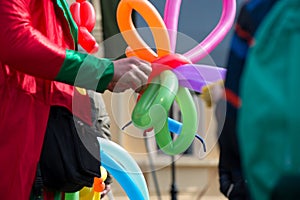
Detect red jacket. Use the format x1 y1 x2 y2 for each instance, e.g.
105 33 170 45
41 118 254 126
0 0 114 199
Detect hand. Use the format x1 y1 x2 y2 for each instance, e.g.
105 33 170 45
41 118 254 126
100 184 111 199
108 57 152 93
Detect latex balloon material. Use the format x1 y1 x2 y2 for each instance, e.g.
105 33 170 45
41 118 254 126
93 166 107 193
70 0 98 53
167 117 182 134
132 70 178 130
79 187 94 200
155 87 198 155
168 117 206 152
173 64 227 93
79 1 96 32
78 27 99 53
163 0 182 52
78 166 108 200
132 69 197 155
150 53 191 82
101 153 145 200
98 138 150 200
64 192 79 200
117 0 171 62
134 53 189 119
183 0 236 63
118 0 236 63
69 2 81 25
117 0 235 155
93 178 105 193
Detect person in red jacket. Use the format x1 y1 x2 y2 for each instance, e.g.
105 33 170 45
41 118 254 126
0 0 151 199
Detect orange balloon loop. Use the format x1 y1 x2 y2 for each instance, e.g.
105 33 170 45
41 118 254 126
117 0 171 62
125 46 137 58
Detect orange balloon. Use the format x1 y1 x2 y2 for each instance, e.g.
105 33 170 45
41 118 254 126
117 0 171 62
93 177 105 192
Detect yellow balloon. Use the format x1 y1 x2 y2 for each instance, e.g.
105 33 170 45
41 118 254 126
79 187 94 200
79 166 108 200
100 166 107 181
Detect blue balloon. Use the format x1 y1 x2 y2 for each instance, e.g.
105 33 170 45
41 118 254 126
100 151 145 200
98 138 149 199
168 117 206 152
122 118 206 152
167 117 182 134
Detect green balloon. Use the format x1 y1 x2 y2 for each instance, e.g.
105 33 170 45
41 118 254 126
132 70 178 130
155 87 198 155
64 192 79 200
132 70 198 155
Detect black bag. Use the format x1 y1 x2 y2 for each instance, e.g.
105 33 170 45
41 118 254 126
39 106 101 192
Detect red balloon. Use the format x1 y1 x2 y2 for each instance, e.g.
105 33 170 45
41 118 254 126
80 1 96 32
70 0 98 53
70 2 81 26
78 27 98 53
90 43 99 54
149 54 191 82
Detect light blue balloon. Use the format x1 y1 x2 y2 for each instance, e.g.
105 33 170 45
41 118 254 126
98 138 150 200
101 152 145 200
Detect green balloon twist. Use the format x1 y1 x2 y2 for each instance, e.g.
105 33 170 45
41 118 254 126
132 70 198 155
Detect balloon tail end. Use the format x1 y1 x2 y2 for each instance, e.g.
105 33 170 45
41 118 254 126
195 134 206 152
122 121 133 130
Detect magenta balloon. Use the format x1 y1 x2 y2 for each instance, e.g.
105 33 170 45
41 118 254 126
172 64 226 93
163 0 182 53
183 0 236 63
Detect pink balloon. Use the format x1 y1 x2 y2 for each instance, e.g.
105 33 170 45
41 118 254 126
183 0 236 63
163 0 182 53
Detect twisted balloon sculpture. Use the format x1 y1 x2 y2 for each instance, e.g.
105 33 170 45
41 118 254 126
70 0 99 53
117 0 236 155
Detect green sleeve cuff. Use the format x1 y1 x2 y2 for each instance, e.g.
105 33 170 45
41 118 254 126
55 50 114 92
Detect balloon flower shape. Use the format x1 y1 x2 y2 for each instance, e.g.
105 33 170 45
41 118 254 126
117 0 236 155
70 0 99 53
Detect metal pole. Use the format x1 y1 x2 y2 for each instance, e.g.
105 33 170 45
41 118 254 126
169 106 178 200
170 155 178 200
